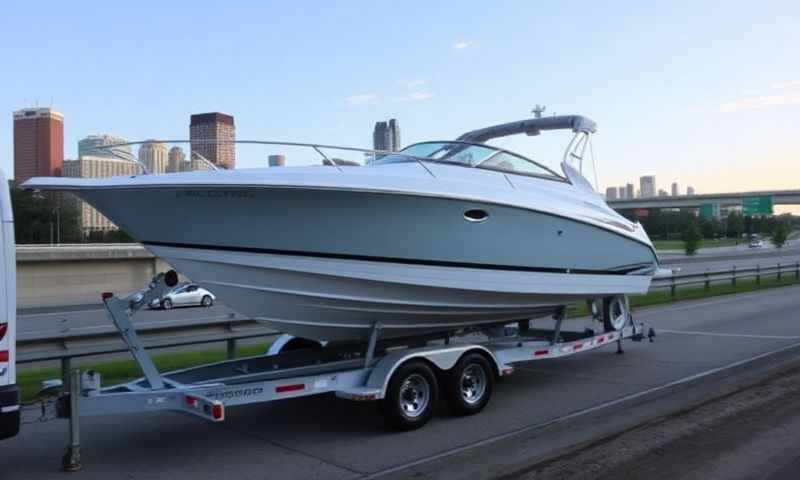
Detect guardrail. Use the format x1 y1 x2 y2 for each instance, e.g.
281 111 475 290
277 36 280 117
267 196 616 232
16 261 799 387
651 261 800 298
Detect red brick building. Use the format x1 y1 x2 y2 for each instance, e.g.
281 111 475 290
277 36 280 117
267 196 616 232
13 108 64 183
190 112 235 169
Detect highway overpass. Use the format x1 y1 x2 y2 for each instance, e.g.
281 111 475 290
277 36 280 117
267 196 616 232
608 189 800 210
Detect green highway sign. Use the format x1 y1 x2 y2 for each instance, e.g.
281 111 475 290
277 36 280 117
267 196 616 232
699 203 719 219
742 196 773 216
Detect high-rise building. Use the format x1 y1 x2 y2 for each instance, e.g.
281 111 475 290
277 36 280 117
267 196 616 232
687 186 696 196
605 187 618 200
138 140 169 174
269 154 286 167
63 156 138 236
671 181 679 197
13 107 64 183
168 146 186 173
625 183 635 199
640 175 656 198
78 134 130 159
373 118 401 152
658 189 668 197
618 185 627 199
388 118 401 151
190 112 236 169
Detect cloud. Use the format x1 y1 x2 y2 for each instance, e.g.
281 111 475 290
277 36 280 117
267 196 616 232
772 80 800 90
721 92 800 112
395 91 435 102
345 93 379 106
397 79 426 89
452 40 472 50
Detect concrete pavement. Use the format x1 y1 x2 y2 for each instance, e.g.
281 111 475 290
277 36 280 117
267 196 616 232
3 285 800 479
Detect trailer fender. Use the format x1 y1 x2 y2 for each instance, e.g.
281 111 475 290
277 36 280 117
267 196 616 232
365 345 501 398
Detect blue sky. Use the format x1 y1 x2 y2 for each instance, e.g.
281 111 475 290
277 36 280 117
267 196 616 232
1 1 798 210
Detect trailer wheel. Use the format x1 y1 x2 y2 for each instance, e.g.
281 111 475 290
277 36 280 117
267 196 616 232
446 353 494 416
383 361 438 431
602 296 629 332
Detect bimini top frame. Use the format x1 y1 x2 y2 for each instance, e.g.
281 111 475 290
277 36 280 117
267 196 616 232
457 115 597 143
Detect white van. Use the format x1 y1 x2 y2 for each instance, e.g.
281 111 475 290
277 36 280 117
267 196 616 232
0 168 19 439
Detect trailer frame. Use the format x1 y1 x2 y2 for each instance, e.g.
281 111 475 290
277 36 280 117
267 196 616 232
56 271 654 471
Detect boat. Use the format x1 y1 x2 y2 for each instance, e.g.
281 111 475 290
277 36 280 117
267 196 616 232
23 115 659 342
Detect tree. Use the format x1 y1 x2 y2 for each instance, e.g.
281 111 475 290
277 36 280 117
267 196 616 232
772 222 790 249
683 217 702 255
9 183 82 244
726 211 744 240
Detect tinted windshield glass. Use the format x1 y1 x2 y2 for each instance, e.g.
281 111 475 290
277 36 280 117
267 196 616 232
370 142 497 167
370 141 564 180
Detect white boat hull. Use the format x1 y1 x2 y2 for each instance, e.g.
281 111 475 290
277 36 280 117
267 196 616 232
151 245 652 342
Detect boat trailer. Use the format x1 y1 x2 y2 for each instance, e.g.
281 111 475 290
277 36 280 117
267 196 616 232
48 271 653 471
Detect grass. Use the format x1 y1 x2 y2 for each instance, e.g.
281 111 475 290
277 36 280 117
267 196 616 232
17 273 800 402
653 238 741 251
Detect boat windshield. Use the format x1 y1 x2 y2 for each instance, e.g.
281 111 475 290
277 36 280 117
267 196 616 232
370 141 564 180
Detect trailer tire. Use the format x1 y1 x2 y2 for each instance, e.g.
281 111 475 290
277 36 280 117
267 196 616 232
602 296 628 332
383 361 438 431
445 353 494 416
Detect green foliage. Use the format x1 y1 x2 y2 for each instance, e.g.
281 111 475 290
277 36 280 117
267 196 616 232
682 216 702 255
726 211 745 239
772 221 790 248
9 183 83 244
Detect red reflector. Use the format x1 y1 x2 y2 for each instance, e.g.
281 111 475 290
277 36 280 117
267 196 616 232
534 349 549 356
212 403 224 420
597 337 605 344
0 350 8 362
0 323 7 341
574 343 583 350
276 384 305 393
185 396 198 407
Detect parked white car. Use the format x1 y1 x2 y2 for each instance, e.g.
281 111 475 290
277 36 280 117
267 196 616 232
150 284 215 309
749 239 764 248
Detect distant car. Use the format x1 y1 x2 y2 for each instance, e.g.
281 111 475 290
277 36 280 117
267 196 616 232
749 239 764 248
149 284 215 309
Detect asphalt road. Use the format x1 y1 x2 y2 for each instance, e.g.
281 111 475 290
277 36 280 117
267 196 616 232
660 240 800 275
4 284 800 479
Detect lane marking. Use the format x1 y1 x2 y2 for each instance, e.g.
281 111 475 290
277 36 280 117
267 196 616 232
362 339 800 479
658 329 800 340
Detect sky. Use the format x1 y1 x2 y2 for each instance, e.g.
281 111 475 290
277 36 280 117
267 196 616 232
0 1 798 212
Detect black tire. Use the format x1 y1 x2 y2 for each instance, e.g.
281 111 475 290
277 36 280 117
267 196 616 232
201 295 213 307
383 361 438 431
602 296 628 332
161 298 173 310
445 353 494 416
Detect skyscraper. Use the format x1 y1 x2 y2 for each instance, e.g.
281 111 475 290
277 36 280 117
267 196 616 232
373 118 401 151
658 189 668 197
78 134 130 159
190 112 236 169
168 146 186 173
618 185 627 199
388 118 401 151
138 140 169 174
13 107 64 183
63 156 138 236
640 176 656 198
605 187 618 200
671 181 679 197
625 183 635 199
687 186 696 196
268 154 286 167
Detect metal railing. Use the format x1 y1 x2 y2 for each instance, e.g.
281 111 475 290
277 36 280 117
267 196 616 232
16 261 799 386
651 261 800 298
